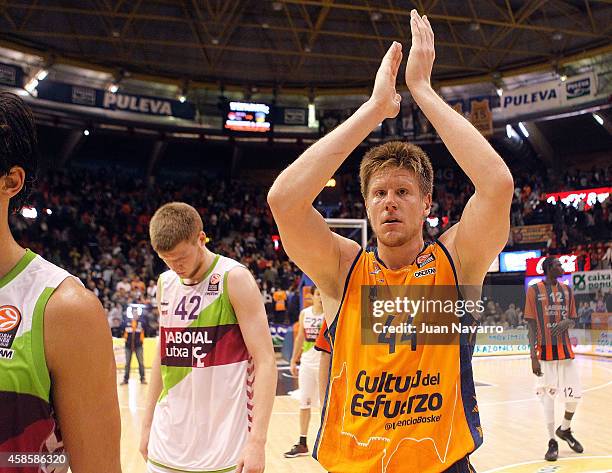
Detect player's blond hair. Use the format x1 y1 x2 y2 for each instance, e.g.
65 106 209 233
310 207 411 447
359 141 433 199
149 202 203 252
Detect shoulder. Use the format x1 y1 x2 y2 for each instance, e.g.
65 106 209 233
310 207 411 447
45 278 106 326
44 279 110 370
218 255 244 271
158 269 175 284
316 235 361 299
226 266 258 298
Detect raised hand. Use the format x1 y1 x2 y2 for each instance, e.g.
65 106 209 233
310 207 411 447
370 41 403 119
405 9 435 91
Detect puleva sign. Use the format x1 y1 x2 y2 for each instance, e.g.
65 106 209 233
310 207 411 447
497 72 597 119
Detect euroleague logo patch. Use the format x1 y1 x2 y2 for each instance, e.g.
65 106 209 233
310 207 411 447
207 273 221 293
0 305 22 360
0 305 21 333
416 253 435 268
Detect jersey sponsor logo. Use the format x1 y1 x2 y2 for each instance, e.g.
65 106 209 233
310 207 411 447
161 326 229 368
416 253 435 268
414 267 436 278
0 348 14 360
350 369 443 419
0 305 22 356
207 273 221 293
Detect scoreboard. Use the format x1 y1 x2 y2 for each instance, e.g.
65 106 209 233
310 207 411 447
224 101 271 132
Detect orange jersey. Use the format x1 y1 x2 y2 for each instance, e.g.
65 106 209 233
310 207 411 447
313 242 482 473
524 281 577 361
273 290 287 311
315 319 332 354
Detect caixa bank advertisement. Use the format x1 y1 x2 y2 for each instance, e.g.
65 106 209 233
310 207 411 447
35 80 196 120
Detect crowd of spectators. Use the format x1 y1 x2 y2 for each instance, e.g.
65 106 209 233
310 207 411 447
9 162 610 337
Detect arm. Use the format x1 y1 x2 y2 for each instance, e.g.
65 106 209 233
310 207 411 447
290 311 306 377
44 278 122 473
527 319 542 376
405 11 513 284
140 341 162 460
524 286 541 376
228 267 277 473
267 42 403 302
140 280 164 460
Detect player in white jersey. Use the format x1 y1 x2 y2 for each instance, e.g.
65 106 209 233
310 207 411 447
140 202 276 473
284 286 325 458
0 91 121 472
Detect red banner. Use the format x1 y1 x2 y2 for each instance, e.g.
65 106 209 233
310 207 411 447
525 254 588 276
545 187 611 210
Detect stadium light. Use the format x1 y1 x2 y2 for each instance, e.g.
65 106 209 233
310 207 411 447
308 102 318 128
179 95 186 103
36 69 48 81
592 113 604 126
506 124 520 140
326 178 336 188
20 207 37 219
108 83 118 93
24 78 39 94
518 122 529 138
83 129 90 136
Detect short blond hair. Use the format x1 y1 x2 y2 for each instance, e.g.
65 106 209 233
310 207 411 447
149 202 203 252
359 141 433 199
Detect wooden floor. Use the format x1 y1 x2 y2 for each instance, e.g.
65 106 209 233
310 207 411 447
118 355 612 473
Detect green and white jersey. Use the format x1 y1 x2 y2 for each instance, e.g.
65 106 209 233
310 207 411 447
148 255 253 473
300 306 324 370
0 249 77 468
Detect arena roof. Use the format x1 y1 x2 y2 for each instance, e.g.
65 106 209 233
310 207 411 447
1 0 611 91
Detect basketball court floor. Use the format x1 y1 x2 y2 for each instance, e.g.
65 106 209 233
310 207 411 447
118 355 612 473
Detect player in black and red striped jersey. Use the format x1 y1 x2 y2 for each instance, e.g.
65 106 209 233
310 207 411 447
525 256 584 462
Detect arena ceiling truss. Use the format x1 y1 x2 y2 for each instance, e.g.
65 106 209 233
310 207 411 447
0 0 610 91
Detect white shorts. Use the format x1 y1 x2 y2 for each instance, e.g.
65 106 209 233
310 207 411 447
147 461 236 473
535 358 582 401
298 364 319 409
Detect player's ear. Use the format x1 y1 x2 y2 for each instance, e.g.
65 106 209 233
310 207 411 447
0 166 25 197
422 192 432 218
198 231 207 246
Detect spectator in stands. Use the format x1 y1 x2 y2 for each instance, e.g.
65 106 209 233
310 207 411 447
146 279 157 302
116 276 131 293
273 287 288 324
9 163 609 330
504 303 518 327
577 302 593 329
